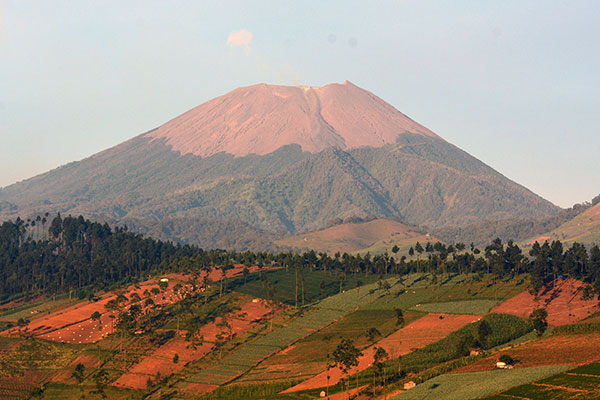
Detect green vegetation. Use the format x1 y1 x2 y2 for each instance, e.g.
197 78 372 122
0 132 561 251
400 314 532 373
232 268 382 306
194 381 299 400
410 299 497 315
552 321 600 335
481 362 600 400
390 365 571 400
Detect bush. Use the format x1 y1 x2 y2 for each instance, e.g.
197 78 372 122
499 354 514 365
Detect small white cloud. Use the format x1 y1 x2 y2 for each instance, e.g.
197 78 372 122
227 30 253 48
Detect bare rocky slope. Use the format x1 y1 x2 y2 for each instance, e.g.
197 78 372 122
0 82 560 249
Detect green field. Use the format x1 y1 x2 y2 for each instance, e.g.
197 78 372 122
232 269 383 305
362 274 525 312
391 365 572 400
0 296 80 323
481 362 600 399
410 299 498 314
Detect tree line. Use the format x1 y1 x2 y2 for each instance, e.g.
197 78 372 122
1 214 600 301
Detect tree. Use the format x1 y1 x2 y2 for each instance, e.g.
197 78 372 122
332 339 363 398
366 327 381 343
477 320 492 348
91 311 101 322
394 308 404 326
529 308 548 336
92 369 109 397
373 346 389 397
72 363 85 384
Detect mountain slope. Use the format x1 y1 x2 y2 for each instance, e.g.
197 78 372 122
275 218 434 254
145 81 440 158
0 82 560 249
527 201 600 245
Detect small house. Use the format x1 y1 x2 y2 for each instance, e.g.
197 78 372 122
470 348 481 356
404 381 416 390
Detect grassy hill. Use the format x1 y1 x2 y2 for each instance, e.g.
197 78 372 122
275 218 434 254
525 201 600 246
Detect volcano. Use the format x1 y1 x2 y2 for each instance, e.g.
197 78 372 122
0 82 560 249
146 81 440 158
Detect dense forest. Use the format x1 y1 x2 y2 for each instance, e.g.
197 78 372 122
1 214 600 302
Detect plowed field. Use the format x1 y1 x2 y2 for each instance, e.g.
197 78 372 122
491 278 600 326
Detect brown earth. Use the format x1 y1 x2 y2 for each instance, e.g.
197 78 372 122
491 278 600 326
1 267 268 344
283 313 480 392
51 354 100 384
112 299 275 389
452 333 600 373
1 275 192 343
146 81 440 158
275 218 433 254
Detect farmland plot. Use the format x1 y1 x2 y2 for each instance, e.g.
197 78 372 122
481 362 600 399
410 299 497 314
283 313 480 393
390 365 571 400
453 333 600 373
113 299 274 389
192 277 392 385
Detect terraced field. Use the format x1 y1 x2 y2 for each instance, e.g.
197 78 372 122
185 279 392 389
410 299 498 314
481 362 600 399
391 365 572 400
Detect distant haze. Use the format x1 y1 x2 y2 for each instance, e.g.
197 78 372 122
1 1 599 207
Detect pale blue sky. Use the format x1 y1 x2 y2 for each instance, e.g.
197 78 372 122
1 1 599 208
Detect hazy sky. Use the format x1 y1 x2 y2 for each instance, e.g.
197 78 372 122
1 1 599 208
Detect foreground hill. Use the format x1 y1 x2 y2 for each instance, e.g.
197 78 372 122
0 82 559 248
275 218 434 254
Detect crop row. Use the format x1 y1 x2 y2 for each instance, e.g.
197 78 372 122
287 309 344 330
410 299 497 315
390 365 571 400
482 364 600 399
317 278 400 311
569 362 600 376
188 300 351 385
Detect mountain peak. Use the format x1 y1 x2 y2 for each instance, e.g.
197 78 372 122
145 82 441 158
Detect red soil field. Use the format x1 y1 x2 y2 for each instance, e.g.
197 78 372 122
51 354 100 384
491 278 600 326
182 383 219 393
1 266 269 344
113 299 275 389
1 275 193 344
452 333 600 373
283 313 480 392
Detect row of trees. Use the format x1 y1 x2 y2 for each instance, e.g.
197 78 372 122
1 214 600 301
